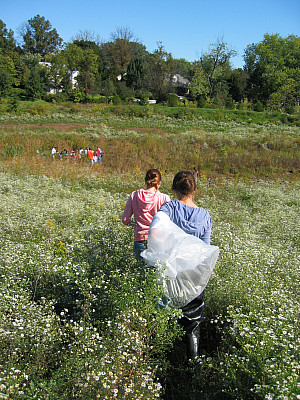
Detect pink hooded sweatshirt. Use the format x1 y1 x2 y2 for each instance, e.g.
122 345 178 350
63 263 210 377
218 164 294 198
122 189 170 241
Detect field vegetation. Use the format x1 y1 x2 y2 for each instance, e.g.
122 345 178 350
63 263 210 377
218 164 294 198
0 105 299 399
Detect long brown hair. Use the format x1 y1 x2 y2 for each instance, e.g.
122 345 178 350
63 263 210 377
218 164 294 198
145 169 161 190
172 171 196 195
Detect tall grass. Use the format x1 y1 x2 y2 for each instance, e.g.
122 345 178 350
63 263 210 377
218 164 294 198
0 110 299 180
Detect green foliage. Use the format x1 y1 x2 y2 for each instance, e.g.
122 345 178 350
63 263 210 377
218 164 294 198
228 68 249 102
112 94 122 105
225 96 235 109
0 19 16 53
168 93 179 107
253 101 264 112
244 33 300 111
126 57 145 89
139 93 149 106
145 42 176 102
1 14 299 114
22 14 63 56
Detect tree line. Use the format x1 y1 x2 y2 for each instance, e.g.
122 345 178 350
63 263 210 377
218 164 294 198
0 15 299 112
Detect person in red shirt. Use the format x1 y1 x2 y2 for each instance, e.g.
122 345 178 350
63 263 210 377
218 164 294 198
96 146 102 164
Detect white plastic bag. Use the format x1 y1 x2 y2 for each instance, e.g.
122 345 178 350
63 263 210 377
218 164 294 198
141 211 219 308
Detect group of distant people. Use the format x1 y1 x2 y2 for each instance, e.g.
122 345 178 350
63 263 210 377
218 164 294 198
50 146 104 165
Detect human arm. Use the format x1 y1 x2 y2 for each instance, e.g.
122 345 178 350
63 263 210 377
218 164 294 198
200 222 211 245
122 194 134 226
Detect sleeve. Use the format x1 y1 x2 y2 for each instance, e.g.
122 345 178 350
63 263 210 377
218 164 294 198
200 215 212 245
122 193 134 225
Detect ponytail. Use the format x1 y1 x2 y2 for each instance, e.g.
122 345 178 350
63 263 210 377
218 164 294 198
145 169 161 190
172 171 196 195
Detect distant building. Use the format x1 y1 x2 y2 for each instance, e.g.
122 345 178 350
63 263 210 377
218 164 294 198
171 74 190 96
39 61 79 94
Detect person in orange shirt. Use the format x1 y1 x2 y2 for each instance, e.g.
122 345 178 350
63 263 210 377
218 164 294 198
87 148 94 165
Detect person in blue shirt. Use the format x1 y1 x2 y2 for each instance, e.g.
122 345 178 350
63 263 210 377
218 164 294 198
159 170 212 360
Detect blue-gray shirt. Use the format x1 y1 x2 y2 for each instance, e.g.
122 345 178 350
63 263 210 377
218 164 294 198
159 199 212 245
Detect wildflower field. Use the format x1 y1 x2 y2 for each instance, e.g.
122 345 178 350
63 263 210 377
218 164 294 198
0 107 299 399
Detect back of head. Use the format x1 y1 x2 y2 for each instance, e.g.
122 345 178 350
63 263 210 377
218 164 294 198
172 171 196 196
145 169 161 190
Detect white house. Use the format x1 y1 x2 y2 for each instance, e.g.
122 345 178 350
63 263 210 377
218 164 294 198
39 61 79 94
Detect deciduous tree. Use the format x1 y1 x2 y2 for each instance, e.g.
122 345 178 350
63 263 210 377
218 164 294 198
0 19 16 53
21 15 62 57
145 42 175 101
199 39 236 99
244 33 300 111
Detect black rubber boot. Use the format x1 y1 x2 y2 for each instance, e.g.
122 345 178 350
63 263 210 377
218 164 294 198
180 292 205 360
185 322 201 360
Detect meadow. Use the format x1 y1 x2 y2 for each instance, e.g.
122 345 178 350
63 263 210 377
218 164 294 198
0 105 299 399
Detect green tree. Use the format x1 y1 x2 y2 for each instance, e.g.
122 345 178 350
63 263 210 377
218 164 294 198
21 15 62 57
125 58 145 89
62 42 99 94
102 79 116 96
244 33 300 111
101 27 147 81
227 68 249 103
77 49 98 93
189 61 209 101
0 20 20 98
145 42 175 102
173 58 193 80
45 51 68 93
0 53 18 97
73 37 104 94
0 19 16 53
60 43 84 92
20 53 45 99
199 39 236 99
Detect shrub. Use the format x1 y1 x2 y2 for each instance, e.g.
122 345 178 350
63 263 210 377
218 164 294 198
197 96 207 108
253 101 264 112
26 103 50 115
139 94 149 106
168 93 179 107
225 97 235 109
112 94 122 105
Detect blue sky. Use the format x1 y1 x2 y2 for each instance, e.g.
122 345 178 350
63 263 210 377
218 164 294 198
1 0 299 68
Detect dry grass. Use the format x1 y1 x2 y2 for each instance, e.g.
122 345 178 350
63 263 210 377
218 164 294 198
0 114 299 181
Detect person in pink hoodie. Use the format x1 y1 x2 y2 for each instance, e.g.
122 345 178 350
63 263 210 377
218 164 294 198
122 169 170 260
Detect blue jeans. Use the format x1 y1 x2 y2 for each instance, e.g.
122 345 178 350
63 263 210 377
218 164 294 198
133 241 147 261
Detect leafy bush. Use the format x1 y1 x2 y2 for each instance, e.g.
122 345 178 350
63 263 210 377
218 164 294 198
254 101 264 112
112 94 122 105
168 93 179 107
26 103 50 115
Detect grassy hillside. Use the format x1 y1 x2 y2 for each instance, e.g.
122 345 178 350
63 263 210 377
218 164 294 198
0 105 299 181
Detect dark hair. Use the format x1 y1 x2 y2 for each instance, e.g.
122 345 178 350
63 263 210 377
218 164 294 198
172 171 196 195
145 169 161 190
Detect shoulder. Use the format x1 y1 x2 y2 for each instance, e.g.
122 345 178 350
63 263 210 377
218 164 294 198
159 199 177 213
196 207 212 227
